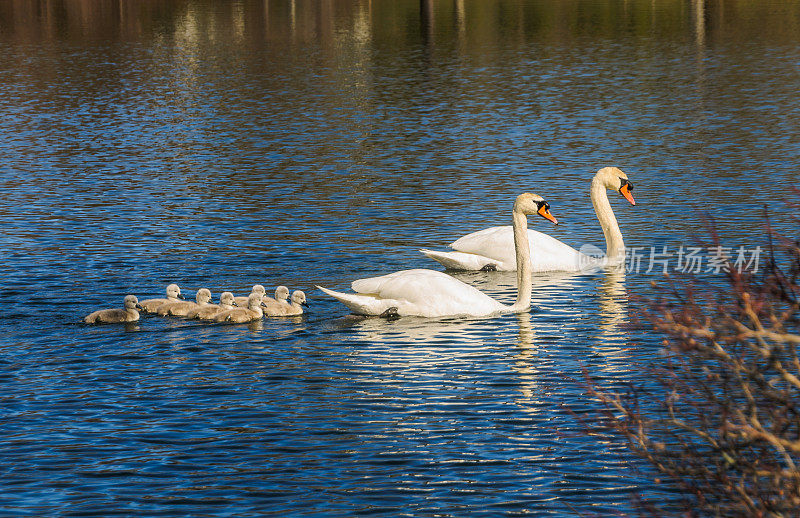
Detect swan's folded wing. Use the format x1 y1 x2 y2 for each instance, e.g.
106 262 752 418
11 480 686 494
452 226 586 272
526 230 585 272
419 249 498 270
352 269 456 300
352 269 504 317
449 226 517 266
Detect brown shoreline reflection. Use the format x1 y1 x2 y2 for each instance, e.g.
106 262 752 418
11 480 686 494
2 1 799 47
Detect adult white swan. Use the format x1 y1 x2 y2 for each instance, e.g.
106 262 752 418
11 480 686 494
316 193 558 318
419 167 635 272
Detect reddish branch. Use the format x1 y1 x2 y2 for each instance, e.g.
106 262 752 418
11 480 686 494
588 203 800 517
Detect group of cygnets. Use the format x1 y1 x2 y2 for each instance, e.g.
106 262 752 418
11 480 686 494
84 283 308 324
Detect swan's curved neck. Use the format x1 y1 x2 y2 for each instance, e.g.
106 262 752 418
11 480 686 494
590 179 625 263
509 209 533 312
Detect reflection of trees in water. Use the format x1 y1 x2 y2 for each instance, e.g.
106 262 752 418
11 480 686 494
2 1 798 45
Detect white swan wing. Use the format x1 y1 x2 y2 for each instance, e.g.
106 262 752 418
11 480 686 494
450 226 586 272
526 230 586 272
449 226 518 267
321 269 504 317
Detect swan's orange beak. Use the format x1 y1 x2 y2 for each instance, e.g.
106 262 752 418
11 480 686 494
619 183 635 205
538 205 558 225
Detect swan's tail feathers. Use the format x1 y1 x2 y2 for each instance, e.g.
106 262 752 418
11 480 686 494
316 285 390 316
419 249 497 271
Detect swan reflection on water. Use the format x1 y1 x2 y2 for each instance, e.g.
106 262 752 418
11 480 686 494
509 267 632 409
592 266 631 362
511 310 544 409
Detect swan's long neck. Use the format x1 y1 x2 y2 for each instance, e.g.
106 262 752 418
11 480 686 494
590 179 625 263
509 209 533 312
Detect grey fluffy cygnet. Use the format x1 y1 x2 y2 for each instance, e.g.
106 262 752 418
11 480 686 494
156 288 212 317
213 293 264 323
189 292 238 320
139 283 184 313
85 295 142 324
264 290 308 317
233 284 266 307
261 286 290 312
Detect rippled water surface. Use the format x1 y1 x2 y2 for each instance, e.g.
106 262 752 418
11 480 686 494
2 0 799 515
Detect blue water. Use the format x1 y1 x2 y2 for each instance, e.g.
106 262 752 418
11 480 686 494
1 0 799 515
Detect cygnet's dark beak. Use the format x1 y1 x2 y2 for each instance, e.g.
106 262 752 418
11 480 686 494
135 304 144 310
301 301 309 308
178 293 185 300
232 301 239 307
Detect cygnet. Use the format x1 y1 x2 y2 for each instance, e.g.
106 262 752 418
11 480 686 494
85 295 142 324
264 290 308 317
262 286 290 312
233 284 266 307
190 292 238 320
213 293 264 323
139 283 184 313
156 288 212 317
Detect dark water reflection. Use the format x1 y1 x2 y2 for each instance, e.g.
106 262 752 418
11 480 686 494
1 0 799 515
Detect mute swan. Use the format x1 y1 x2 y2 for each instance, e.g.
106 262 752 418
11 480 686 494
420 167 635 271
139 283 184 313
189 291 238 320
264 290 308 317
234 284 266 307
213 293 264 323
85 295 143 324
156 288 212 317
317 193 558 318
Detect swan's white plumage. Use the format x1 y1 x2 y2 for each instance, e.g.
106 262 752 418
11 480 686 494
423 226 586 272
318 268 506 317
349 269 504 317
